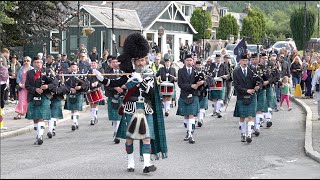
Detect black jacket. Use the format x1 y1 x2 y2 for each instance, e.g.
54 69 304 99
156 66 176 83
178 66 199 98
233 66 259 100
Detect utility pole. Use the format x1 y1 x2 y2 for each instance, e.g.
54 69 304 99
303 1 307 57
77 1 80 58
112 1 114 55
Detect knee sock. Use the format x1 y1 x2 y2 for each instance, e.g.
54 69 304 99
34 123 38 131
48 118 56 132
215 101 221 113
37 122 45 137
142 144 152 168
240 122 246 134
91 108 98 119
198 109 205 120
113 121 120 135
125 143 134 168
165 101 171 112
247 121 254 135
72 112 79 125
53 119 57 131
188 118 195 136
255 114 263 130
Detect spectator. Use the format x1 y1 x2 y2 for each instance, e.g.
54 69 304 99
290 56 303 88
152 42 160 54
163 48 174 63
0 48 10 67
149 49 156 63
8 55 21 102
0 57 9 110
59 54 71 74
89 46 99 62
191 42 199 55
216 39 222 51
205 40 211 59
279 76 292 111
14 56 33 119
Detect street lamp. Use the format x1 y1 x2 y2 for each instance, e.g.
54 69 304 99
202 2 207 59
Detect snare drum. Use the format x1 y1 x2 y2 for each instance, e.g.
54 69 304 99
209 77 223 90
159 81 174 96
86 89 104 103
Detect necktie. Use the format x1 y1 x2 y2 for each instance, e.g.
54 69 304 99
243 69 247 77
188 68 191 76
34 70 41 80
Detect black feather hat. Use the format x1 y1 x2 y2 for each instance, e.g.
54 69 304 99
118 33 150 73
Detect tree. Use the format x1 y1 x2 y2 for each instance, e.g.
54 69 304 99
290 7 315 50
241 9 266 44
190 8 212 41
216 14 239 40
0 1 76 48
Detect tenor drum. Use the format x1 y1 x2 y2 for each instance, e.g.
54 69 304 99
209 77 223 90
86 89 104 103
159 81 174 96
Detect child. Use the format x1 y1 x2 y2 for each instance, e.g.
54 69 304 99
280 76 292 111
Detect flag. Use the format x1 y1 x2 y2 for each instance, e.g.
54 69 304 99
233 38 247 62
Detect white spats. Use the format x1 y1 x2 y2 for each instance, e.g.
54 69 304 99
127 153 135 169
255 114 263 130
37 121 45 136
165 101 171 112
48 118 56 132
240 122 246 134
143 153 151 168
247 121 254 135
91 108 98 119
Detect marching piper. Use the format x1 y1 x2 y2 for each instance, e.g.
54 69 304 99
233 53 260 143
25 56 57 145
93 33 168 173
64 61 90 131
194 60 208 127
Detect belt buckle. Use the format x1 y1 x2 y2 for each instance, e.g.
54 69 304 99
137 96 145 103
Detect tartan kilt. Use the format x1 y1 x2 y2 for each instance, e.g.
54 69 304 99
64 93 83 111
199 95 208 109
50 97 63 119
176 96 200 116
27 94 51 120
107 97 123 121
208 87 225 100
256 89 268 112
233 93 257 118
116 102 155 140
266 86 277 109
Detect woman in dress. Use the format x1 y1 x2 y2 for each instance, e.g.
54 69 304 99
14 56 33 119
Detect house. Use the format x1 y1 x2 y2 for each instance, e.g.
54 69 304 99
23 4 142 59
227 12 248 40
23 1 198 63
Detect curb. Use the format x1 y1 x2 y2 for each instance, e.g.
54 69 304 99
0 105 90 140
290 96 320 163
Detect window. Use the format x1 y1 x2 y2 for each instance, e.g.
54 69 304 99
50 30 60 54
185 5 191 16
83 13 90 26
70 35 88 50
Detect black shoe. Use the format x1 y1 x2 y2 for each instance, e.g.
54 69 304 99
183 133 189 141
246 134 252 143
76 125 79 129
47 132 53 139
254 130 260 136
188 136 195 144
37 136 43 145
90 119 95 125
114 138 120 144
165 112 169 117
143 165 157 173
217 114 222 118
71 124 76 131
127 168 134 172
197 120 202 127
241 133 246 142
266 121 272 127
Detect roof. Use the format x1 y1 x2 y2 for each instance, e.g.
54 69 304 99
81 5 142 30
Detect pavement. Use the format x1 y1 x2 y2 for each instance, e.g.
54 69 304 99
0 67 319 164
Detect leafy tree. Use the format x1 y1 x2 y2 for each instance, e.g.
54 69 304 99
0 1 15 25
216 14 239 40
241 9 266 44
190 8 212 41
290 7 315 50
1 1 76 48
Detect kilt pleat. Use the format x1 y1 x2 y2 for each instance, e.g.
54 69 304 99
107 97 123 121
266 86 277 109
27 95 51 120
116 102 155 139
51 97 63 119
256 89 268 112
199 96 208 109
233 93 257 118
176 96 200 116
208 87 225 100
64 93 83 111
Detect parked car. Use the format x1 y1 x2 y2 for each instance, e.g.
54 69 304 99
225 44 237 51
247 44 264 53
268 40 297 53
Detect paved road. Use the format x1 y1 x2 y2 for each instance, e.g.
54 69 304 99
1 94 320 179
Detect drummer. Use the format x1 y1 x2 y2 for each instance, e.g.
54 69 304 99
209 54 229 118
87 59 104 125
156 58 177 116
